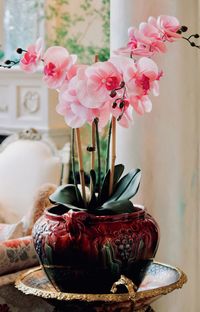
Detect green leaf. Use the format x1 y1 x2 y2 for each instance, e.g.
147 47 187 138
88 170 97 211
107 169 141 202
96 200 135 215
99 164 124 205
89 169 96 196
49 184 84 208
88 194 97 211
59 203 86 212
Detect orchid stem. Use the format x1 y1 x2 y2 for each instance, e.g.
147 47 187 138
90 121 96 195
71 129 79 200
95 54 99 62
94 118 101 197
75 128 86 207
109 117 116 196
91 121 96 170
106 119 112 174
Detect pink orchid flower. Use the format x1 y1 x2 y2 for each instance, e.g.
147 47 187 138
128 24 166 57
137 22 167 53
76 66 105 109
43 46 77 89
20 38 44 72
57 75 111 128
85 61 122 103
124 57 160 97
115 15 181 58
57 77 92 128
156 15 181 42
115 24 166 58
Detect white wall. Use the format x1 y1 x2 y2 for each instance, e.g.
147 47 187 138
111 1 200 311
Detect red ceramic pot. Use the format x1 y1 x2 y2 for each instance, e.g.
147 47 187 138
32 205 159 293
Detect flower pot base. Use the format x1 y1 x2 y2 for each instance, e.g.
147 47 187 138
15 262 187 311
43 259 152 293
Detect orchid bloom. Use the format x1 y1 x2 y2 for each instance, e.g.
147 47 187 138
15 14 186 128
84 61 122 103
57 76 92 128
115 26 166 58
20 38 44 72
124 57 160 97
57 74 111 128
156 15 181 42
43 46 77 89
76 66 105 109
115 15 181 58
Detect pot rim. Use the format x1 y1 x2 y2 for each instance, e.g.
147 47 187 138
45 204 146 222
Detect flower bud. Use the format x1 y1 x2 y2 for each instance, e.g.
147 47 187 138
16 48 23 54
119 101 125 109
181 25 188 32
110 90 117 98
4 60 11 65
120 81 125 88
112 102 117 109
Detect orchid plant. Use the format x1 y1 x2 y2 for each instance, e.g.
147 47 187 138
1 15 199 215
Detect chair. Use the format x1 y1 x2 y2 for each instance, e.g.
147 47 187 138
0 129 62 224
0 128 64 276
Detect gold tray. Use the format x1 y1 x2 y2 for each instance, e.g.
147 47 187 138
15 261 187 311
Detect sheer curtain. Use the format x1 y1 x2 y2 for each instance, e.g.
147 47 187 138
110 1 199 311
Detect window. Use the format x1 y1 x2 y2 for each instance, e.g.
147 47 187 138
1 0 44 59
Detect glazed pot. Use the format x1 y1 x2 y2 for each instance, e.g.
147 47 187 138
32 205 159 294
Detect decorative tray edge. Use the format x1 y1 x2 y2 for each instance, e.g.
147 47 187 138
15 261 187 303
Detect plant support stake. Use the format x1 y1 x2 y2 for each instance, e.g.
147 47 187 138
109 117 116 196
94 118 101 196
75 128 86 206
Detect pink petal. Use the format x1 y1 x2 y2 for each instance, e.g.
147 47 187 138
152 81 159 96
137 57 158 80
131 95 152 115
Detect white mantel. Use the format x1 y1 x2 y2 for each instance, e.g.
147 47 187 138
0 67 69 148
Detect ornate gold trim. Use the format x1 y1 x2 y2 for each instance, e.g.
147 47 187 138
111 275 137 302
15 262 187 303
18 128 41 140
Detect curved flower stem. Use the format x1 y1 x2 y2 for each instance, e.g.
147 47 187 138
106 119 112 174
75 128 86 207
109 117 116 196
94 118 101 197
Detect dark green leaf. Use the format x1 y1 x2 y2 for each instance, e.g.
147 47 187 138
89 169 96 196
96 200 135 215
99 164 124 205
87 193 97 211
59 203 86 211
49 184 84 208
88 170 97 211
107 169 141 202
